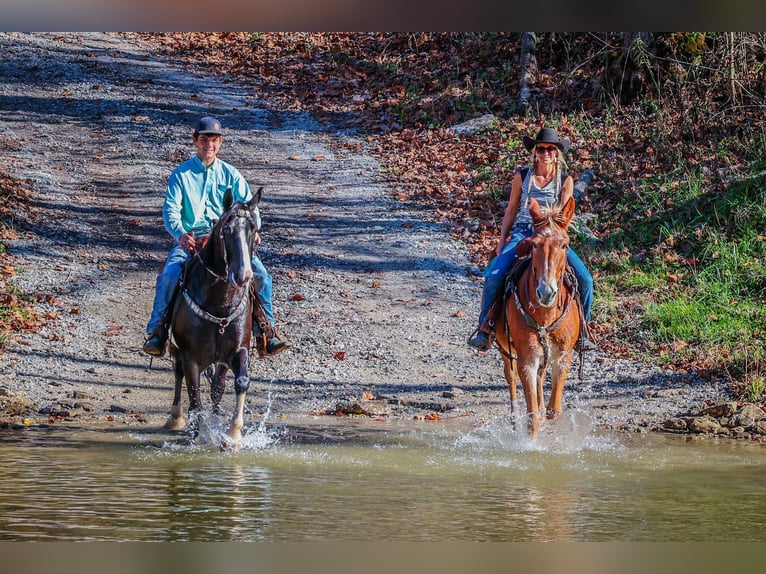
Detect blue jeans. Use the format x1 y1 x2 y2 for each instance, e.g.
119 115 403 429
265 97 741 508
146 243 273 335
478 229 593 329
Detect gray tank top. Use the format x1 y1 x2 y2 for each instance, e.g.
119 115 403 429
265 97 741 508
513 169 561 232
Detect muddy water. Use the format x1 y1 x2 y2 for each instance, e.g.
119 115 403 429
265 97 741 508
1 416 764 541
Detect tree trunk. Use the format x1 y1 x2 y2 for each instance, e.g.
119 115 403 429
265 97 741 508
604 32 653 105
728 32 739 107
518 32 538 113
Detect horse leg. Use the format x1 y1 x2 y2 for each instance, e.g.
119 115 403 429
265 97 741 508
164 354 187 431
226 346 250 447
210 364 228 415
183 361 203 439
500 353 519 423
518 361 541 439
546 351 573 419
536 365 546 420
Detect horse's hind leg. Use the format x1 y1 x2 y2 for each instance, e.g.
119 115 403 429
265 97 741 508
226 347 250 447
210 364 228 415
164 354 187 431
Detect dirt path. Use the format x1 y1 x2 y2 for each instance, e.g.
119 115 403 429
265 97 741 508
0 32 728 435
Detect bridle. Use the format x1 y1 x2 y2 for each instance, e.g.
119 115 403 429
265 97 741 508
181 204 259 333
499 222 586 378
191 207 258 282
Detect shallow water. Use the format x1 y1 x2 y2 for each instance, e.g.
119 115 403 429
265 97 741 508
1 414 764 541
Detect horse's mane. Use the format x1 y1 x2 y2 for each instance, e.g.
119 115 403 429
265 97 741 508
532 204 568 233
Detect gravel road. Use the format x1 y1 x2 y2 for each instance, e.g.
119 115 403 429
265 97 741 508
0 32 729 437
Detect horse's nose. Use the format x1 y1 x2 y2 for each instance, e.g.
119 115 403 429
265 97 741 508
536 280 558 307
230 266 253 287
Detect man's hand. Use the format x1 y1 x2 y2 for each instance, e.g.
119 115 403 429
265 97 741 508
179 232 196 253
254 232 262 245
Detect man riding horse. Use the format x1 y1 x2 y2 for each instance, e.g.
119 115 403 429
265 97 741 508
143 116 290 358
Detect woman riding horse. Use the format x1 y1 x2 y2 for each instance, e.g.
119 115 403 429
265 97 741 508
468 127 595 352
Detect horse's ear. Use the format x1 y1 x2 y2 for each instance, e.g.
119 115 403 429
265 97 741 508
223 188 234 212
248 186 263 210
560 196 576 227
528 197 544 224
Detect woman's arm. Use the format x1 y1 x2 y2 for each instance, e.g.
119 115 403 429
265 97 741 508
496 171 523 255
559 174 574 206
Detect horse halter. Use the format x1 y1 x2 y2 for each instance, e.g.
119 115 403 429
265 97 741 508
197 206 259 282
182 204 259 334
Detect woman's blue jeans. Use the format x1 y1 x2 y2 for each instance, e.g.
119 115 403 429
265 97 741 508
146 243 273 335
478 229 593 329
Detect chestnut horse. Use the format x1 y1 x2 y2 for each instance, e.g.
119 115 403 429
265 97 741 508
164 188 262 447
494 196 581 438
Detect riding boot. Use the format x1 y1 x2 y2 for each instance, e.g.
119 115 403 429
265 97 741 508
468 295 500 351
251 291 291 358
142 283 180 357
143 323 169 357
467 329 491 351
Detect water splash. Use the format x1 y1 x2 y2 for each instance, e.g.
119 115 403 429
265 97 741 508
148 391 286 453
451 408 622 456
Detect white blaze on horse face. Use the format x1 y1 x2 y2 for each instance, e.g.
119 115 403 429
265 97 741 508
227 218 254 287
534 231 559 307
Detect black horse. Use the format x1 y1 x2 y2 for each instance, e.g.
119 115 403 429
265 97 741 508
164 187 262 447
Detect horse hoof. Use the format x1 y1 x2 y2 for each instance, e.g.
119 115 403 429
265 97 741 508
221 437 242 452
546 410 562 420
163 416 187 431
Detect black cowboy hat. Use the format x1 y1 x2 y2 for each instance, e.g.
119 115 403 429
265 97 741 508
523 127 570 154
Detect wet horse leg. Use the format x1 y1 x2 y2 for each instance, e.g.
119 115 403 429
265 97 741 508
227 346 250 445
164 353 187 431
546 350 573 419
536 364 546 420
210 364 228 415
183 360 203 438
518 360 542 438
500 353 519 423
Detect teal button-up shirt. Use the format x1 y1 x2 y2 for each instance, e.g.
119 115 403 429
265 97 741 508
162 155 259 241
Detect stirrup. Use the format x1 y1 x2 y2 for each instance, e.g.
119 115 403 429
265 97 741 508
142 332 168 357
467 329 491 351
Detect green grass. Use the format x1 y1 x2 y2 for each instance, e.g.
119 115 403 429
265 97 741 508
581 142 766 383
